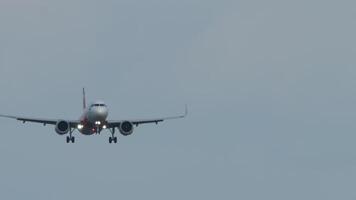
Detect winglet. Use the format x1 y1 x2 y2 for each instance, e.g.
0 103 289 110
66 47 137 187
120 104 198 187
83 88 86 110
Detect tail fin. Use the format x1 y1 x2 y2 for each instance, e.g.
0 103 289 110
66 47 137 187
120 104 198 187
83 88 86 110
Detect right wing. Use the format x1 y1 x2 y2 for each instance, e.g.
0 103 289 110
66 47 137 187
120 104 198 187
0 114 79 127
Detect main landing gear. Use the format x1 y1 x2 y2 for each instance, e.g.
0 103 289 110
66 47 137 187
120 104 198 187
109 137 117 143
108 127 118 144
66 136 75 143
66 128 75 143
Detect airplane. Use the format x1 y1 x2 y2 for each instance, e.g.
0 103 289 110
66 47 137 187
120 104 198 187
0 88 187 143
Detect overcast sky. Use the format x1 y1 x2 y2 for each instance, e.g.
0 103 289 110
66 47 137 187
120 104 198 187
1 0 356 199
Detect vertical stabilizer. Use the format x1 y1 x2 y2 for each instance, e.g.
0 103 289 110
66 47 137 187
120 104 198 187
83 88 86 110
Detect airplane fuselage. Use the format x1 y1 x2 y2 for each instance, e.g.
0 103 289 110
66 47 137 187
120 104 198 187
79 101 109 135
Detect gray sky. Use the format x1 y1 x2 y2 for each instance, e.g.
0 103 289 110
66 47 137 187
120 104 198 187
1 0 356 199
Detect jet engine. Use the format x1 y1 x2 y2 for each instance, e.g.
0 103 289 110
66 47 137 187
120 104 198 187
55 120 70 135
119 121 134 136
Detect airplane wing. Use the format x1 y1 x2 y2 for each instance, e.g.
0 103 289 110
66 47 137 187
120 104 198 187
0 114 80 127
106 105 188 128
0 105 188 129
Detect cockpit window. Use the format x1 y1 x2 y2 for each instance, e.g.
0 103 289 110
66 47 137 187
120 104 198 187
91 104 106 107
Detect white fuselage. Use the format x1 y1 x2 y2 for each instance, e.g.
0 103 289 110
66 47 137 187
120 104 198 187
79 102 109 135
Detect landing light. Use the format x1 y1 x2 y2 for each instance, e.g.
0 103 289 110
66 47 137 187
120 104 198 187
95 121 101 125
102 125 107 129
77 124 84 130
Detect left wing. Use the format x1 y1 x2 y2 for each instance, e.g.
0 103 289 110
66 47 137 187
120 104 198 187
107 105 188 128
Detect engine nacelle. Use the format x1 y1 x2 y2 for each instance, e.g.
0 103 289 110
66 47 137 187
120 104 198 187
119 121 134 136
55 120 70 135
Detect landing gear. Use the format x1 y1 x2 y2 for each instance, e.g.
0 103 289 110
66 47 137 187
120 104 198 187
96 126 101 135
109 136 118 143
66 128 75 143
66 136 75 143
108 127 118 144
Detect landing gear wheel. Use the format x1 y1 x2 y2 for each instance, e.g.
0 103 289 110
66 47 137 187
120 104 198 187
109 137 117 144
66 136 75 143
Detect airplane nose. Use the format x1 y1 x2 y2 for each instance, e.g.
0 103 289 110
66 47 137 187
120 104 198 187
96 107 108 121
89 107 108 122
